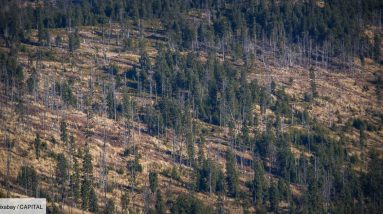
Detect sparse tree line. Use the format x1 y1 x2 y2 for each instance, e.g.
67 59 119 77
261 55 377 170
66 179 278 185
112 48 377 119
0 0 382 67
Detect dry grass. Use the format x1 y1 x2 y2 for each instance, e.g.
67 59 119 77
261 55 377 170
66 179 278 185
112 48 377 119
1 20 382 213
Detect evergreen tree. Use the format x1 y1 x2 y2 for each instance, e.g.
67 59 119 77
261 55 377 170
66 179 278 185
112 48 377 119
226 148 239 197
155 190 165 214
149 171 158 193
72 154 81 204
69 28 80 52
34 133 41 159
89 187 98 213
373 34 381 63
60 120 68 144
269 181 280 212
17 166 39 196
253 161 265 207
364 150 383 213
104 198 115 214
56 153 68 200
70 134 75 149
81 147 93 210
303 167 324 214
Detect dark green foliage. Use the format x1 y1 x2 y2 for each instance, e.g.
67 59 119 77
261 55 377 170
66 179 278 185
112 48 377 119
60 120 67 144
373 35 382 63
82 147 93 177
171 193 213 214
140 50 151 72
56 153 68 199
104 198 115 214
122 148 131 157
17 166 39 196
0 48 24 93
89 187 98 213
72 155 81 203
81 147 94 210
363 150 383 213
68 29 80 52
38 22 50 46
303 167 324 214
132 154 143 173
170 166 181 182
195 158 225 194
374 74 383 102
226 149 239 197
186 132 195 167
247 161 265 207
352 118 366 130
155 190 165 214
149 171 158 193
56 82 77 106
145 107 165 135
256 122 276 160
106 87 116 119
50 136 57 145
269 181 280 212
34 133 41 159
276 140 296 182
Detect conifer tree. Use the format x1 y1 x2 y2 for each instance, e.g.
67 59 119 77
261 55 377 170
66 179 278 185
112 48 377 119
34 133 41 159
56 153 68 200
60 120 68 144
226 148 239 197
72 154 81 204
149 171 158 193
89 187 98 213
104 198 115 214
155 190 165 214
17 166 39 196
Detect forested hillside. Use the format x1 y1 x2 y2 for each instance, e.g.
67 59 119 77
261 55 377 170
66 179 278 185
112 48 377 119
0 0 382 213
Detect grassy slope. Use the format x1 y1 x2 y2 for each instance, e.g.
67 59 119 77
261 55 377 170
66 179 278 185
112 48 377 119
0 18 382 213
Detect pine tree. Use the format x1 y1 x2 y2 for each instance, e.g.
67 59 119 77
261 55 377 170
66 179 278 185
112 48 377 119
149 171 158 193
269 181 280 212
56 153 68 200
60 120 68 144
72 154 81 204
70 134 75 150
226 148 239 197
81 147 93 210
104 198 115 214
34 133 41 159
17 166 39 196
89 187 98 213
69 28 80 52
155 190 165 214
186 132 195 167
253 161 265 207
